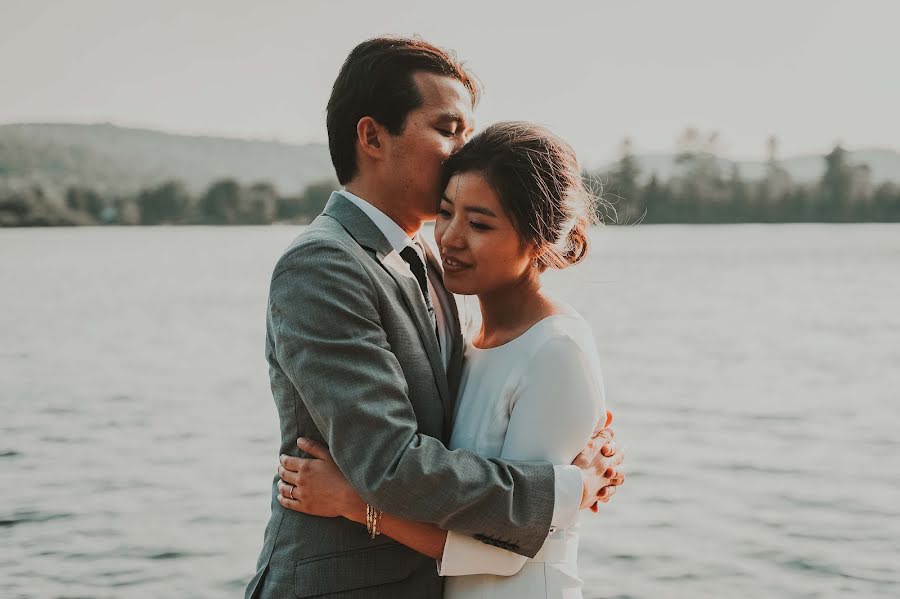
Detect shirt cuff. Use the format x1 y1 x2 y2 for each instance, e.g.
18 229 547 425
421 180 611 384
436 530 526 577
551 464 582 530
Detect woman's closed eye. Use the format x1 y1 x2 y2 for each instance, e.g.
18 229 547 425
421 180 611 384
470 221 491 231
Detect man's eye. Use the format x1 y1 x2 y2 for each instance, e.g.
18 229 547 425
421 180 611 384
438 128 456 137
438 209 451 218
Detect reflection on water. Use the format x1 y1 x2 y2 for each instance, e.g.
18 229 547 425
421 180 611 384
2 224 899 598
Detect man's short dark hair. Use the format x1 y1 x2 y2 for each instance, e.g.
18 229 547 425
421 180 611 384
326 36 480 185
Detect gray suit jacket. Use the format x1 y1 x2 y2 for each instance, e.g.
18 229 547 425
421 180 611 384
246 194 556 598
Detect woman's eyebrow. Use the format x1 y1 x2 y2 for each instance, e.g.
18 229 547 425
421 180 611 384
464 206 497 217
441 195 497 217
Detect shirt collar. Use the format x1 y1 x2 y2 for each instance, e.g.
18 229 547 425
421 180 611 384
338 189 417 256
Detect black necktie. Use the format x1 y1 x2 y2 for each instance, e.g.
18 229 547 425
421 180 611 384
400 244 439 341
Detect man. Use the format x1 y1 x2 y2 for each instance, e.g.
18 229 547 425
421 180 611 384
246 37 623 598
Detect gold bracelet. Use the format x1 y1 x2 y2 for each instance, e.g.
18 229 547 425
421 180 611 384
366 504 383 539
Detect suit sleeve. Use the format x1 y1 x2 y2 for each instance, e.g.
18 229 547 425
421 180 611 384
437 334 605 576
268 238 556 558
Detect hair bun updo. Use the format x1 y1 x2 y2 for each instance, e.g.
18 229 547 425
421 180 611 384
442 121 599 270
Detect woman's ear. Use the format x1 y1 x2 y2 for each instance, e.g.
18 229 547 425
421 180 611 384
356 116 383 158
530 244 545 269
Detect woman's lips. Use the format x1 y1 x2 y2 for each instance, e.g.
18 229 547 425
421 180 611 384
442 255 471 273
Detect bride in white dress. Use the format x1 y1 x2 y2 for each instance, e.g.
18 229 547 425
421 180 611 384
276 122 623 598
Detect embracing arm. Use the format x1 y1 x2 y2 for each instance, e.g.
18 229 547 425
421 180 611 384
278 333 614 574
270 237 555 557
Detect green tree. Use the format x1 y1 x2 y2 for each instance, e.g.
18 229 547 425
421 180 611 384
66 186 107 220
872 182 900 221
244 182 278 224
820 144 853 221
607 138 643 224
672 127 726 222
137 180 191 225
200 179 243 224
759 136 793 220
641 174 670 223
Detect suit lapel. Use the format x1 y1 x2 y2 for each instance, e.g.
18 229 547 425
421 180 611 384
322 194 452 417
420 236 465 437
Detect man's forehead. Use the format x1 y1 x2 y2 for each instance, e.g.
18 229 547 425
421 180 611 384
413 72 475 116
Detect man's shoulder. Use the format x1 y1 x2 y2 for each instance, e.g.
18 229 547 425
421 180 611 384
272 215 368 279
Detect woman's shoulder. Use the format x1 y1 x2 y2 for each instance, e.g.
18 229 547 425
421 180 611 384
512 308 606 406
512 308 600 371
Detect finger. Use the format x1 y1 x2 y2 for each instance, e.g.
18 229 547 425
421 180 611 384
297 437 334 463
277 480 298 500
604 449 625 469
593 428 615 445
590 445 623 474
278 464 302 486
572 438 600 467
597 484 618 502
277 493 305 513
280 454 305 472
609 465 626 486
591 414 606 437
600 441 618 457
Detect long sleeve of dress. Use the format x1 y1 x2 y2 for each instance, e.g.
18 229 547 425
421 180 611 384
438 333 606 576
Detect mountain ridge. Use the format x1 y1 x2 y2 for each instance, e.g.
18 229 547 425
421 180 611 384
2 123 898 197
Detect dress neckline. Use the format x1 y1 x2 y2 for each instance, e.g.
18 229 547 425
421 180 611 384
468 312 580 353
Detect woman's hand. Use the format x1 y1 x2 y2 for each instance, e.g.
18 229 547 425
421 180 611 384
277 437 366 522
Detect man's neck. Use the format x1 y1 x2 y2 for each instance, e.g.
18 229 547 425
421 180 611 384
344 182 422 238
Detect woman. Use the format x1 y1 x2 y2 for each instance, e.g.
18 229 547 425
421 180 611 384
276 122 621 598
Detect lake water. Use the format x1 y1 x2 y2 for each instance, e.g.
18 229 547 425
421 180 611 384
2 224 899 598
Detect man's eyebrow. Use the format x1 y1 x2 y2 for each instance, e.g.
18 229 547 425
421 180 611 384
436 112 465 125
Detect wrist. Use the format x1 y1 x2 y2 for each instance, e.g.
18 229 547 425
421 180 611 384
344 497 367 524
579 468 593 509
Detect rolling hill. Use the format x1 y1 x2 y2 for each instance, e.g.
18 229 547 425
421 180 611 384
1 123 897 198
0 123 333 196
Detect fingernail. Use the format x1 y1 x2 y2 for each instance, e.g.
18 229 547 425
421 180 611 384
297 437 307 446
279 454 286 464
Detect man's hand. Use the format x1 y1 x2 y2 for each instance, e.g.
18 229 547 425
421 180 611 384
277 438 367 522
572 410 626 509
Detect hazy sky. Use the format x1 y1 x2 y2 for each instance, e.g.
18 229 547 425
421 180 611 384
2 0 897 167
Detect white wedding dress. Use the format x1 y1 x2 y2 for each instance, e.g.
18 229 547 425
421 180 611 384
437 308 606 599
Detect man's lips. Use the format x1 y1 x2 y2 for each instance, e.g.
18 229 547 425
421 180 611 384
442 255 471 272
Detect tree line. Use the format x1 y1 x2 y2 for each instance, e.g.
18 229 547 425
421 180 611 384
593 130 900 224
2 129 900 226
0 177 339 227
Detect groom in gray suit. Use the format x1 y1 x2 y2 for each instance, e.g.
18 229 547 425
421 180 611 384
246 37 622 598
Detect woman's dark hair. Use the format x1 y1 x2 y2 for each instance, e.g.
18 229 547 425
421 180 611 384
442 121 599 269
327 36 480 184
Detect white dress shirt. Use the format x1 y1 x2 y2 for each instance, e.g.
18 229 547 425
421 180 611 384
337 189 582 534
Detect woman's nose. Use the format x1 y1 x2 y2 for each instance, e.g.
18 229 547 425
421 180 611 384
441 219 466 248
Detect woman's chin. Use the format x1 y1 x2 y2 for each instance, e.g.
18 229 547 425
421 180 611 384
443 278 477 296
